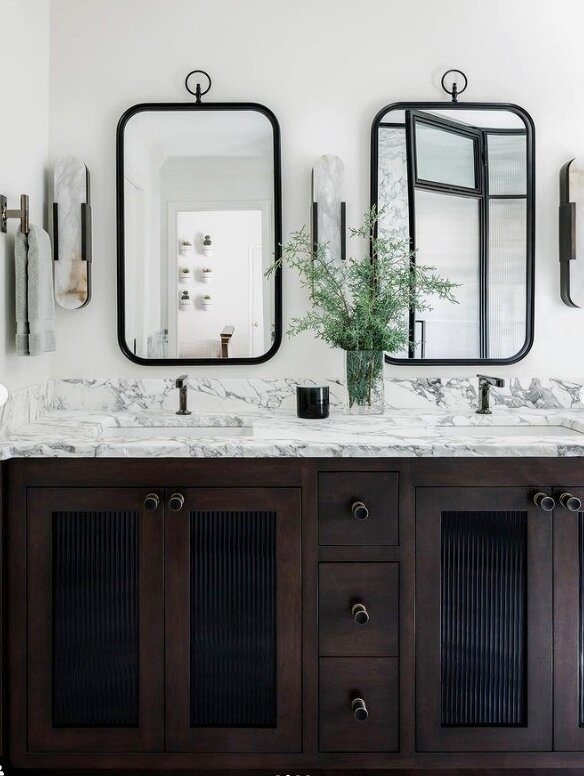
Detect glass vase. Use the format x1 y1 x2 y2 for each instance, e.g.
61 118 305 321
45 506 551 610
344 350 385 415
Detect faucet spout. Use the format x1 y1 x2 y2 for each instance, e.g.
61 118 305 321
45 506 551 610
175 374 191 416
476 374 505 415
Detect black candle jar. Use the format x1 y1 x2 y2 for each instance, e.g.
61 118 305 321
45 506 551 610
296 386 330 419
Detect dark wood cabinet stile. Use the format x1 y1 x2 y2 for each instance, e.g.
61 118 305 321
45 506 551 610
554 485 584 750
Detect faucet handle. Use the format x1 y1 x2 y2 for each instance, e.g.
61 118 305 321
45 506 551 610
477 374 505 388
176 374 188 388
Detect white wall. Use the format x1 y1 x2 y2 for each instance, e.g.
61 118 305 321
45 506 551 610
0 0 51 389
48 0 584 379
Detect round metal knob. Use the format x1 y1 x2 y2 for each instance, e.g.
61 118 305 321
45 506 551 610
352 697 368 722
352 603 370 625
351 501 369 521
168 492 185 512
533 492 555 512
143 493 160 512
560 492 582 512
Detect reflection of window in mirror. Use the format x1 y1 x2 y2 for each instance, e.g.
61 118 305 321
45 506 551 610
377 108 529 362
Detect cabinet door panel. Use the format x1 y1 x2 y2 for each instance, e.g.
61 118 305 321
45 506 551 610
554 486 584 750
416 487 552 752
25 488 164 753
165 487 301 753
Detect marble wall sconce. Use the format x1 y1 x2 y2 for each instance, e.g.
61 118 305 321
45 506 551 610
53 156 92 309
311 154 346 263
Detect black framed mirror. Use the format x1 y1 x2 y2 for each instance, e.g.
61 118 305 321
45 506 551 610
371 102 535 365
116 100 282 365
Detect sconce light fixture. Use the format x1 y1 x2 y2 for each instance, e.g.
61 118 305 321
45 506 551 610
560 158 584 307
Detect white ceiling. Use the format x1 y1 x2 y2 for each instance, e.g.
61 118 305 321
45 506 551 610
124 109 274 158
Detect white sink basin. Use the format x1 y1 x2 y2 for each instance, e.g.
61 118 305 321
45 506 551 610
406 425 583 438
102 425 253 440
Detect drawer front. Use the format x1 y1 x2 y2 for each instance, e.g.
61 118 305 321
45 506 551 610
318 472 399 546
319 657 398 752
319 563 398 657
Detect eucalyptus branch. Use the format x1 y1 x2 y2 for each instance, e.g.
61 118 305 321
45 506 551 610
268 208 459 354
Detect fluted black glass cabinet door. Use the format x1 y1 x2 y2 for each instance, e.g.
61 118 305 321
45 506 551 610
164 487 301 753
416 487 552 752
554 486 584 750
25 488 164 753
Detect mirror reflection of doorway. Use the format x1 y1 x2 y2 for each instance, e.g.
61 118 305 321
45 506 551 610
169 205 269 359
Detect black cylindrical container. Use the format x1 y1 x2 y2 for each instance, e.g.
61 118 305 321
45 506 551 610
296 386 330 419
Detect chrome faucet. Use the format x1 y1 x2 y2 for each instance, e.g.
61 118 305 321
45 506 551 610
175 375 191 416
476 374 505 415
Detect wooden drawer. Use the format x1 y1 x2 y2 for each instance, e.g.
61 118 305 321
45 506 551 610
318 472 399 546
319 657 398 752
319 563 398 657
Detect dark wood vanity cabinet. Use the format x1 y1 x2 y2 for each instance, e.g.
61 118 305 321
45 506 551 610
6 461 303 769
7 458 584 773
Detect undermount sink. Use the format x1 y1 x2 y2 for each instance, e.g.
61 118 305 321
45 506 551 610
405 424 584 438
102 425 253 440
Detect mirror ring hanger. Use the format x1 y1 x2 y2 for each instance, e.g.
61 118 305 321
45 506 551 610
441 69 468 102
184 69 212 103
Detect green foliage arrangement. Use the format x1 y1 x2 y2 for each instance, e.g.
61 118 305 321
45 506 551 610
268 208 458 409
269 208 457 354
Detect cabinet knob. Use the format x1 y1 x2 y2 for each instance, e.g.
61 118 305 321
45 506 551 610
533 492 555 512
143 493 160 512
351 501 369 521
351 697 368 722
168 492 185 512
351 603 370 625
560 492 582 512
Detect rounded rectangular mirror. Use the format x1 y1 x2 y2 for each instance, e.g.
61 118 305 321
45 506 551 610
117 103 281 364
371 103 534 364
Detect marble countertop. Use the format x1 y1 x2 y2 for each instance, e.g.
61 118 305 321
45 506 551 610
3 407 584 458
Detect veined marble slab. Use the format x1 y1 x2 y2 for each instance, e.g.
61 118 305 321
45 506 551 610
2 407 584 459
50 376 584 415
0 381 54 434
3 377 584 458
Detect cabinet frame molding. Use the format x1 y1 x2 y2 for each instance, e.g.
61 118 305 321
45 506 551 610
164 486 302 752
416 486 553 752
16 487 165 758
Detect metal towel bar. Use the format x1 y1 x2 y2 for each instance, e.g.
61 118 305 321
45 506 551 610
0 194 29 234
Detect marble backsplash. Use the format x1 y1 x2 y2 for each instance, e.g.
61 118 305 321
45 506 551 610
4 376 584 434
0 380 54 434
51 377 584 414
51 377 347 413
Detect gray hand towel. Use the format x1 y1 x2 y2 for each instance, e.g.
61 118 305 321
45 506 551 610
28 225 56 355
14 232 29 355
